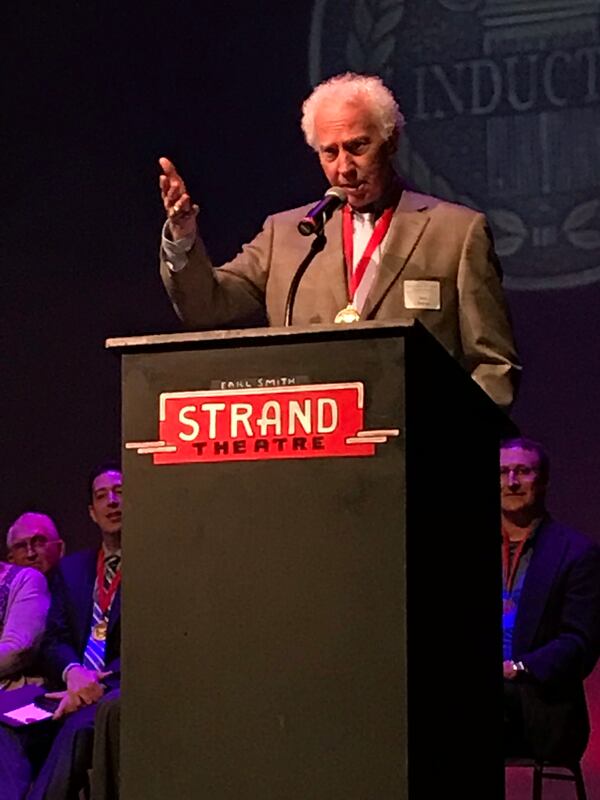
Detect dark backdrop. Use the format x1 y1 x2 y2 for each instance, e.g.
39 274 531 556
5 2 599 796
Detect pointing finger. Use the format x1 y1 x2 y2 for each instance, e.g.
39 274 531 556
159 156 177 176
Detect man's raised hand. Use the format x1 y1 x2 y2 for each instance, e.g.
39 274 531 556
159 156 199 240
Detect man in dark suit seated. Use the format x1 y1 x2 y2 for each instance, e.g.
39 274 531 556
501 437 600 763
29 461 122 800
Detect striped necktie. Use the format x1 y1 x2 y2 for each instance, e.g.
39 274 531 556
82 554 121 672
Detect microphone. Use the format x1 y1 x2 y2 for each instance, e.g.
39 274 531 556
297 186 347 236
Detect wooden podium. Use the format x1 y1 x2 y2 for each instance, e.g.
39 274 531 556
107 320 512 800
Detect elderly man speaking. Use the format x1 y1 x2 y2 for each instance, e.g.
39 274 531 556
159 72 520 410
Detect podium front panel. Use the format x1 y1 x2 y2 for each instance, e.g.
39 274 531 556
121 332 408 799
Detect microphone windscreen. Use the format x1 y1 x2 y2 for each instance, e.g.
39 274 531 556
325 186 348 204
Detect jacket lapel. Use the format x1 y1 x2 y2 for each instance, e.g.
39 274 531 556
513 520 567 653
108 584 121 634
316 210 349 313
361 191 431 320
75 550 98 653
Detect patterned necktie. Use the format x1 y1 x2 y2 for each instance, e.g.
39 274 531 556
82 554 121 672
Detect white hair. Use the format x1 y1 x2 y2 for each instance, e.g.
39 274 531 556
7 512 59 548
301 72 406 151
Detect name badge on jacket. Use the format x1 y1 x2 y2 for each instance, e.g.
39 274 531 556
403 280 441 310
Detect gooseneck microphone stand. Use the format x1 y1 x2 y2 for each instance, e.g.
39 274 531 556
283 232 326 327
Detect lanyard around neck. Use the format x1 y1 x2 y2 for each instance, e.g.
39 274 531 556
342 204 396 300
96 549 122 615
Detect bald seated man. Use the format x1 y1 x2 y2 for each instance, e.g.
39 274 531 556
7 512 64 575
159 71 520 410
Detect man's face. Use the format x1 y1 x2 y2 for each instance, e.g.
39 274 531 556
89 470 123 536
8 513 64 574
500 446 546 517
314 98 395 209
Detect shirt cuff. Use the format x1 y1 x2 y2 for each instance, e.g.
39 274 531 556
162 221 195 273
62 662 81 684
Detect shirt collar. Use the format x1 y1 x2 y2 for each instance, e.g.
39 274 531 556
102 544 122 560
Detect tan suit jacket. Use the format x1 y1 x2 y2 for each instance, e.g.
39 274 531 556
161 189 521 409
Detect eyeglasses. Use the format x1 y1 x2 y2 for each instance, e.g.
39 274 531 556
500 466 538 482
10 535 60 553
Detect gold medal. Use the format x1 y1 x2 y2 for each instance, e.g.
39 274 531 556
334 304 361 324
92 620 108 641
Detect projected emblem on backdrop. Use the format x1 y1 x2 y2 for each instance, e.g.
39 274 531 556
309 0 600 289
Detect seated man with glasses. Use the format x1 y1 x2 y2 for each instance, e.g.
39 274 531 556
501 436 600 764
7 512 65 577
2 512 61 689
0 532 51 799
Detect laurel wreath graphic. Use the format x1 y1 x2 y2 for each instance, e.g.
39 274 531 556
436 0 481 10
486 209 528 257
563 200 600 251
345 0 404 80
